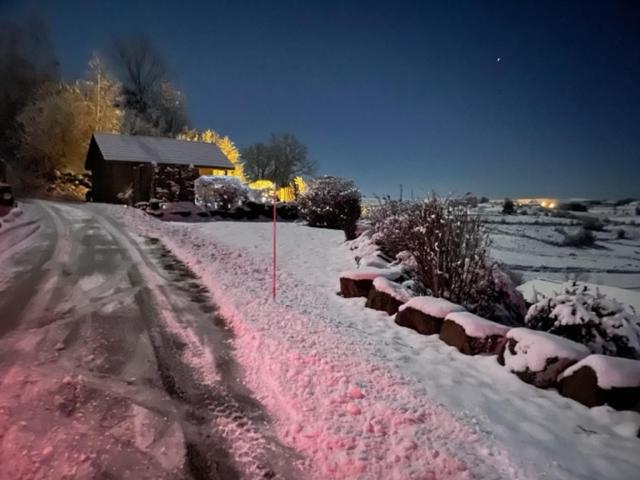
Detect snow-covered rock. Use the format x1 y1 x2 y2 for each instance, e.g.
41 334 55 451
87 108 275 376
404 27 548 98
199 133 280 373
395 296 465 335
440 312 510 355
365 277 413 315
347 232 392 269
339 268 403 298
558 354 640 411
498 328 590 388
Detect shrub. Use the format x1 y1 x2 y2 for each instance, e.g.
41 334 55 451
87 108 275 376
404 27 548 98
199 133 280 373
463 194 478 208
557 201 589 212
502 198 515 214
298 176 361 240
366 198 417 258
525 285 640 359
477 266 527 326
194 175 249 211
581 216 605 231
616 228 627 240
560 227 596 247
369 196 525 323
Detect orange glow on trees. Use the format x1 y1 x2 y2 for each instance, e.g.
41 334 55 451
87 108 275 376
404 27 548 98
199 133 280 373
179 129 245 180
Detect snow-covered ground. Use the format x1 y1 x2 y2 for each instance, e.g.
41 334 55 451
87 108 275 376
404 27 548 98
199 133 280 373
483 207 640 291
100 204 640 480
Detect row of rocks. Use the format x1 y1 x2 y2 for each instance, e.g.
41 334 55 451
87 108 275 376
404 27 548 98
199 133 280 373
339 271 640 419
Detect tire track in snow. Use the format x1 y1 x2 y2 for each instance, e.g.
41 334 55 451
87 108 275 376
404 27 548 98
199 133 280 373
90 206 303 479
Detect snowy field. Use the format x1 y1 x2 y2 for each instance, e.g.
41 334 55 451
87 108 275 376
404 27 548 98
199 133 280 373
98 204 640 480
478 204 640 291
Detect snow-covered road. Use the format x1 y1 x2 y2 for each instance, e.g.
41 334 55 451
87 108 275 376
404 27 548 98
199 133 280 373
0 201 299 479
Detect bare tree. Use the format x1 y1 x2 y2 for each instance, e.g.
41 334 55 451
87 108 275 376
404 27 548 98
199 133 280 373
241 133 316 186
112 36 166 113
111 36 188 136
269 133 316 186
241 142 274 181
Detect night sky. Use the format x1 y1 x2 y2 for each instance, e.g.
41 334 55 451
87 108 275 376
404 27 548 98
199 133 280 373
2 0 639 199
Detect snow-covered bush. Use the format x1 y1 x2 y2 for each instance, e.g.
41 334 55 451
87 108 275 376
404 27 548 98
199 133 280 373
502 198 515 214
366 198 417 258
298 176 361 240
194 175 249 211
581 217 605 231
558 201 589 212
368 196 525 323
560 227 596 247
525 285 640 359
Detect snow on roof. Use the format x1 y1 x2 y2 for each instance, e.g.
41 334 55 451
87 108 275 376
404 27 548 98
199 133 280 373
399 296 465 318
518 280 640 313
504 328 590 373
340 267 403 281
90 133 234 169
372 277 412 302
445 311 510 339
559 354 640 389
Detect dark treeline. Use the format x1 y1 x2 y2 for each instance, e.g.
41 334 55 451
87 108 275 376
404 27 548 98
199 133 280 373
0 12 189 190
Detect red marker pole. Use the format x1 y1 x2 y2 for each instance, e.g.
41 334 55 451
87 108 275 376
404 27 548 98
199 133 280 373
272 187 277 300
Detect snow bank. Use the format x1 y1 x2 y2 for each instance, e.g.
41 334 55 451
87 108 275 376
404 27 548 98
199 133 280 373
340 267 403 281
0 206 22 223
445 311 510 339
400 296 465 318
560 354 640 389
591 406 640 438
504 328 590 373
372 277 412 302
347 233 391 269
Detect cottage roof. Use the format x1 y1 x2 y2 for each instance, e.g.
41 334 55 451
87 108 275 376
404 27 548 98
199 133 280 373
88 133 234 169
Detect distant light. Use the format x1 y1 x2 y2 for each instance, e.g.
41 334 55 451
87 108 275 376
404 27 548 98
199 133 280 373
541 201 548 208
549 202 556 209
496 57 502 63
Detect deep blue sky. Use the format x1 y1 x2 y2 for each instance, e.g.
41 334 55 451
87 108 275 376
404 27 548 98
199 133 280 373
3 0 639 198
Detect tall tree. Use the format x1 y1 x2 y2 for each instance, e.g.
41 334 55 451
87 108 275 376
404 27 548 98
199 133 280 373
81 52 122 133
17 55 123 176
17 83 92 174
111 36 188 136
0 12 59 176
241 143 273 181
242 133 315 186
